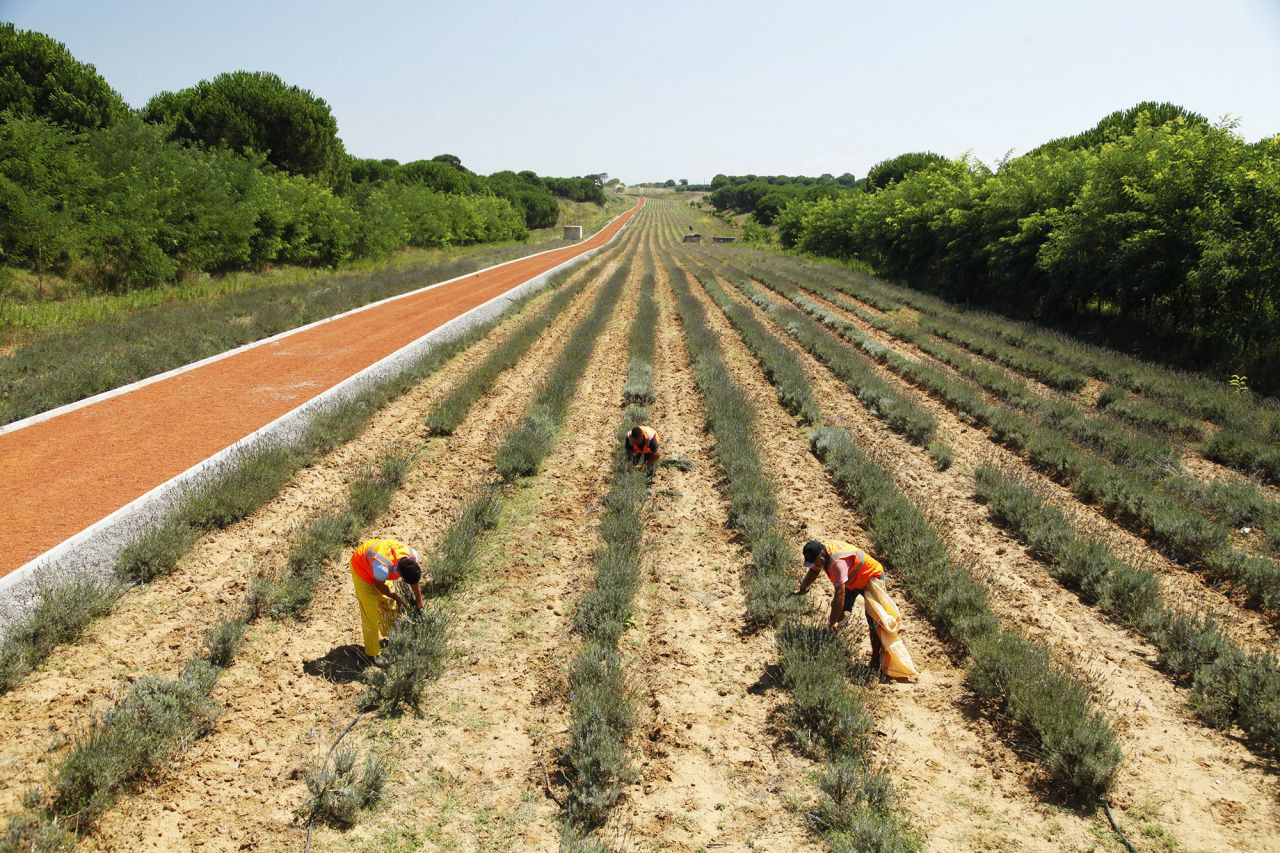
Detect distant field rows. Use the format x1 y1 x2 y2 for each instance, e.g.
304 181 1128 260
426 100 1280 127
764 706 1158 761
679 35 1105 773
0 198 1274 852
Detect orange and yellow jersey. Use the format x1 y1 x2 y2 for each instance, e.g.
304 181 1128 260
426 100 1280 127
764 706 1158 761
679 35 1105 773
627 426 659 455
350 537 418 586
820 540 883 591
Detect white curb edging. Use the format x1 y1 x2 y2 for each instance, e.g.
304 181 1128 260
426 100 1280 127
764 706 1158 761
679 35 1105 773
0 204 637 623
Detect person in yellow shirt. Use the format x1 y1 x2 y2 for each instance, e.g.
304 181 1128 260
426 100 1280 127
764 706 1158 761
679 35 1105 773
793 538 886 670
349 537 424 661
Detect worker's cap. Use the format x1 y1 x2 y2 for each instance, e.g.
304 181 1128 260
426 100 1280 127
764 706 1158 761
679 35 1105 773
802 540 824 569
396 556 421 584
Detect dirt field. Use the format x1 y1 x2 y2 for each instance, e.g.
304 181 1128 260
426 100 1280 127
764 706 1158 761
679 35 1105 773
2 198 1277 852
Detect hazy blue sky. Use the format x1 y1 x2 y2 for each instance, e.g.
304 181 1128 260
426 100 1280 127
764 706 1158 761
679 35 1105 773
4 0 1279 183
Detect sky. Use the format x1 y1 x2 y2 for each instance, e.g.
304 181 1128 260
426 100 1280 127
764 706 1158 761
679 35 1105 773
4 0 1279 184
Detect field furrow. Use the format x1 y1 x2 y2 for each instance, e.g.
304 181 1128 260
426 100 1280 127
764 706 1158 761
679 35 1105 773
691 252 1279 851
75 245 637 851
599 247 820 851
0 253 626 821
303 234 642 851
669 251 1113 850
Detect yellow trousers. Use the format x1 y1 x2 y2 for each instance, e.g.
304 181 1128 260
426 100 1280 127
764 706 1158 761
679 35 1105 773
352 568 399 656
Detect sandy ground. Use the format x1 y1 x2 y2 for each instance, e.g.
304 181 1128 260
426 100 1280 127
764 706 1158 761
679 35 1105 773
0 254 611 820
674 255 1118 852
7 200 1276 853
78 237 641 850
596 246 820 851
766 275 1280 654
691 254 1280 852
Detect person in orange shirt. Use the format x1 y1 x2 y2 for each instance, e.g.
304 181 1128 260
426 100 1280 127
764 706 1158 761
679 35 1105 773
350 537 425 661
625 425 662 480
792 538 886 669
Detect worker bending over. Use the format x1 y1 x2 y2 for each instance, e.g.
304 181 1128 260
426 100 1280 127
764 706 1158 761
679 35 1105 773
793 538 886 670
625 425 661 479
350 537 424 661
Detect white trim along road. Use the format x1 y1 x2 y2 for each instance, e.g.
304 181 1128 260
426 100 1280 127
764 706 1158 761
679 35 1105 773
0 203 637 619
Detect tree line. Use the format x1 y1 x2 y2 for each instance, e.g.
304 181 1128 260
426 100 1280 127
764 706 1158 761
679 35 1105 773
0 23 609 291
715 103 1280 394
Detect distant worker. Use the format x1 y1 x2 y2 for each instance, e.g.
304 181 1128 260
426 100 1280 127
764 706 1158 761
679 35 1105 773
625 425 662 479
350 537 424 662
793 539 886 669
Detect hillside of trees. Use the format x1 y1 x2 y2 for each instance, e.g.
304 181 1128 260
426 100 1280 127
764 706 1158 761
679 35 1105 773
734 103 1279 394
0 24 608 291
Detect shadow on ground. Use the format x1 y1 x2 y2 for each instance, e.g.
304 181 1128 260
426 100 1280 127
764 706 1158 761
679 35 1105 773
303 644 370 684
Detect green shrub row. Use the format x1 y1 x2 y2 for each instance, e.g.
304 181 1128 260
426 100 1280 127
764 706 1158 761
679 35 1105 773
810 426 1121 800
681 258 820 425
725 251 1174 470
784 264 1280 556
1205 429 1280 487
729 255 1280 609
621 252 657 406
665 253 918 851
1095 385 1203 440
711 268 936 446
494 262 629 481
917 316 1087 392
974 464 1280 758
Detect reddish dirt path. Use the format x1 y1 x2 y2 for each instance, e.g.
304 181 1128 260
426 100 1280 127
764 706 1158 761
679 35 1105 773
0 199 641 576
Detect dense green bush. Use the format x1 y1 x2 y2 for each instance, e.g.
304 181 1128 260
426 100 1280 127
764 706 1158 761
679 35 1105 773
0 24 610 294
0 23 127 130
143 70 347 185
776 106 1280 393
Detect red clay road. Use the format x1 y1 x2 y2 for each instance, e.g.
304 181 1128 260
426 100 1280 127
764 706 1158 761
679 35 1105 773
0 199 642 577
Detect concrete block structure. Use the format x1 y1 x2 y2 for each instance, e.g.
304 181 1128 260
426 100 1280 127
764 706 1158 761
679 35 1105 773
563 225 583 240
682 233 702 243
712 236 735 243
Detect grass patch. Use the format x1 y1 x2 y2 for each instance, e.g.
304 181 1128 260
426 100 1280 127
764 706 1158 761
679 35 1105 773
0 577 122 694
